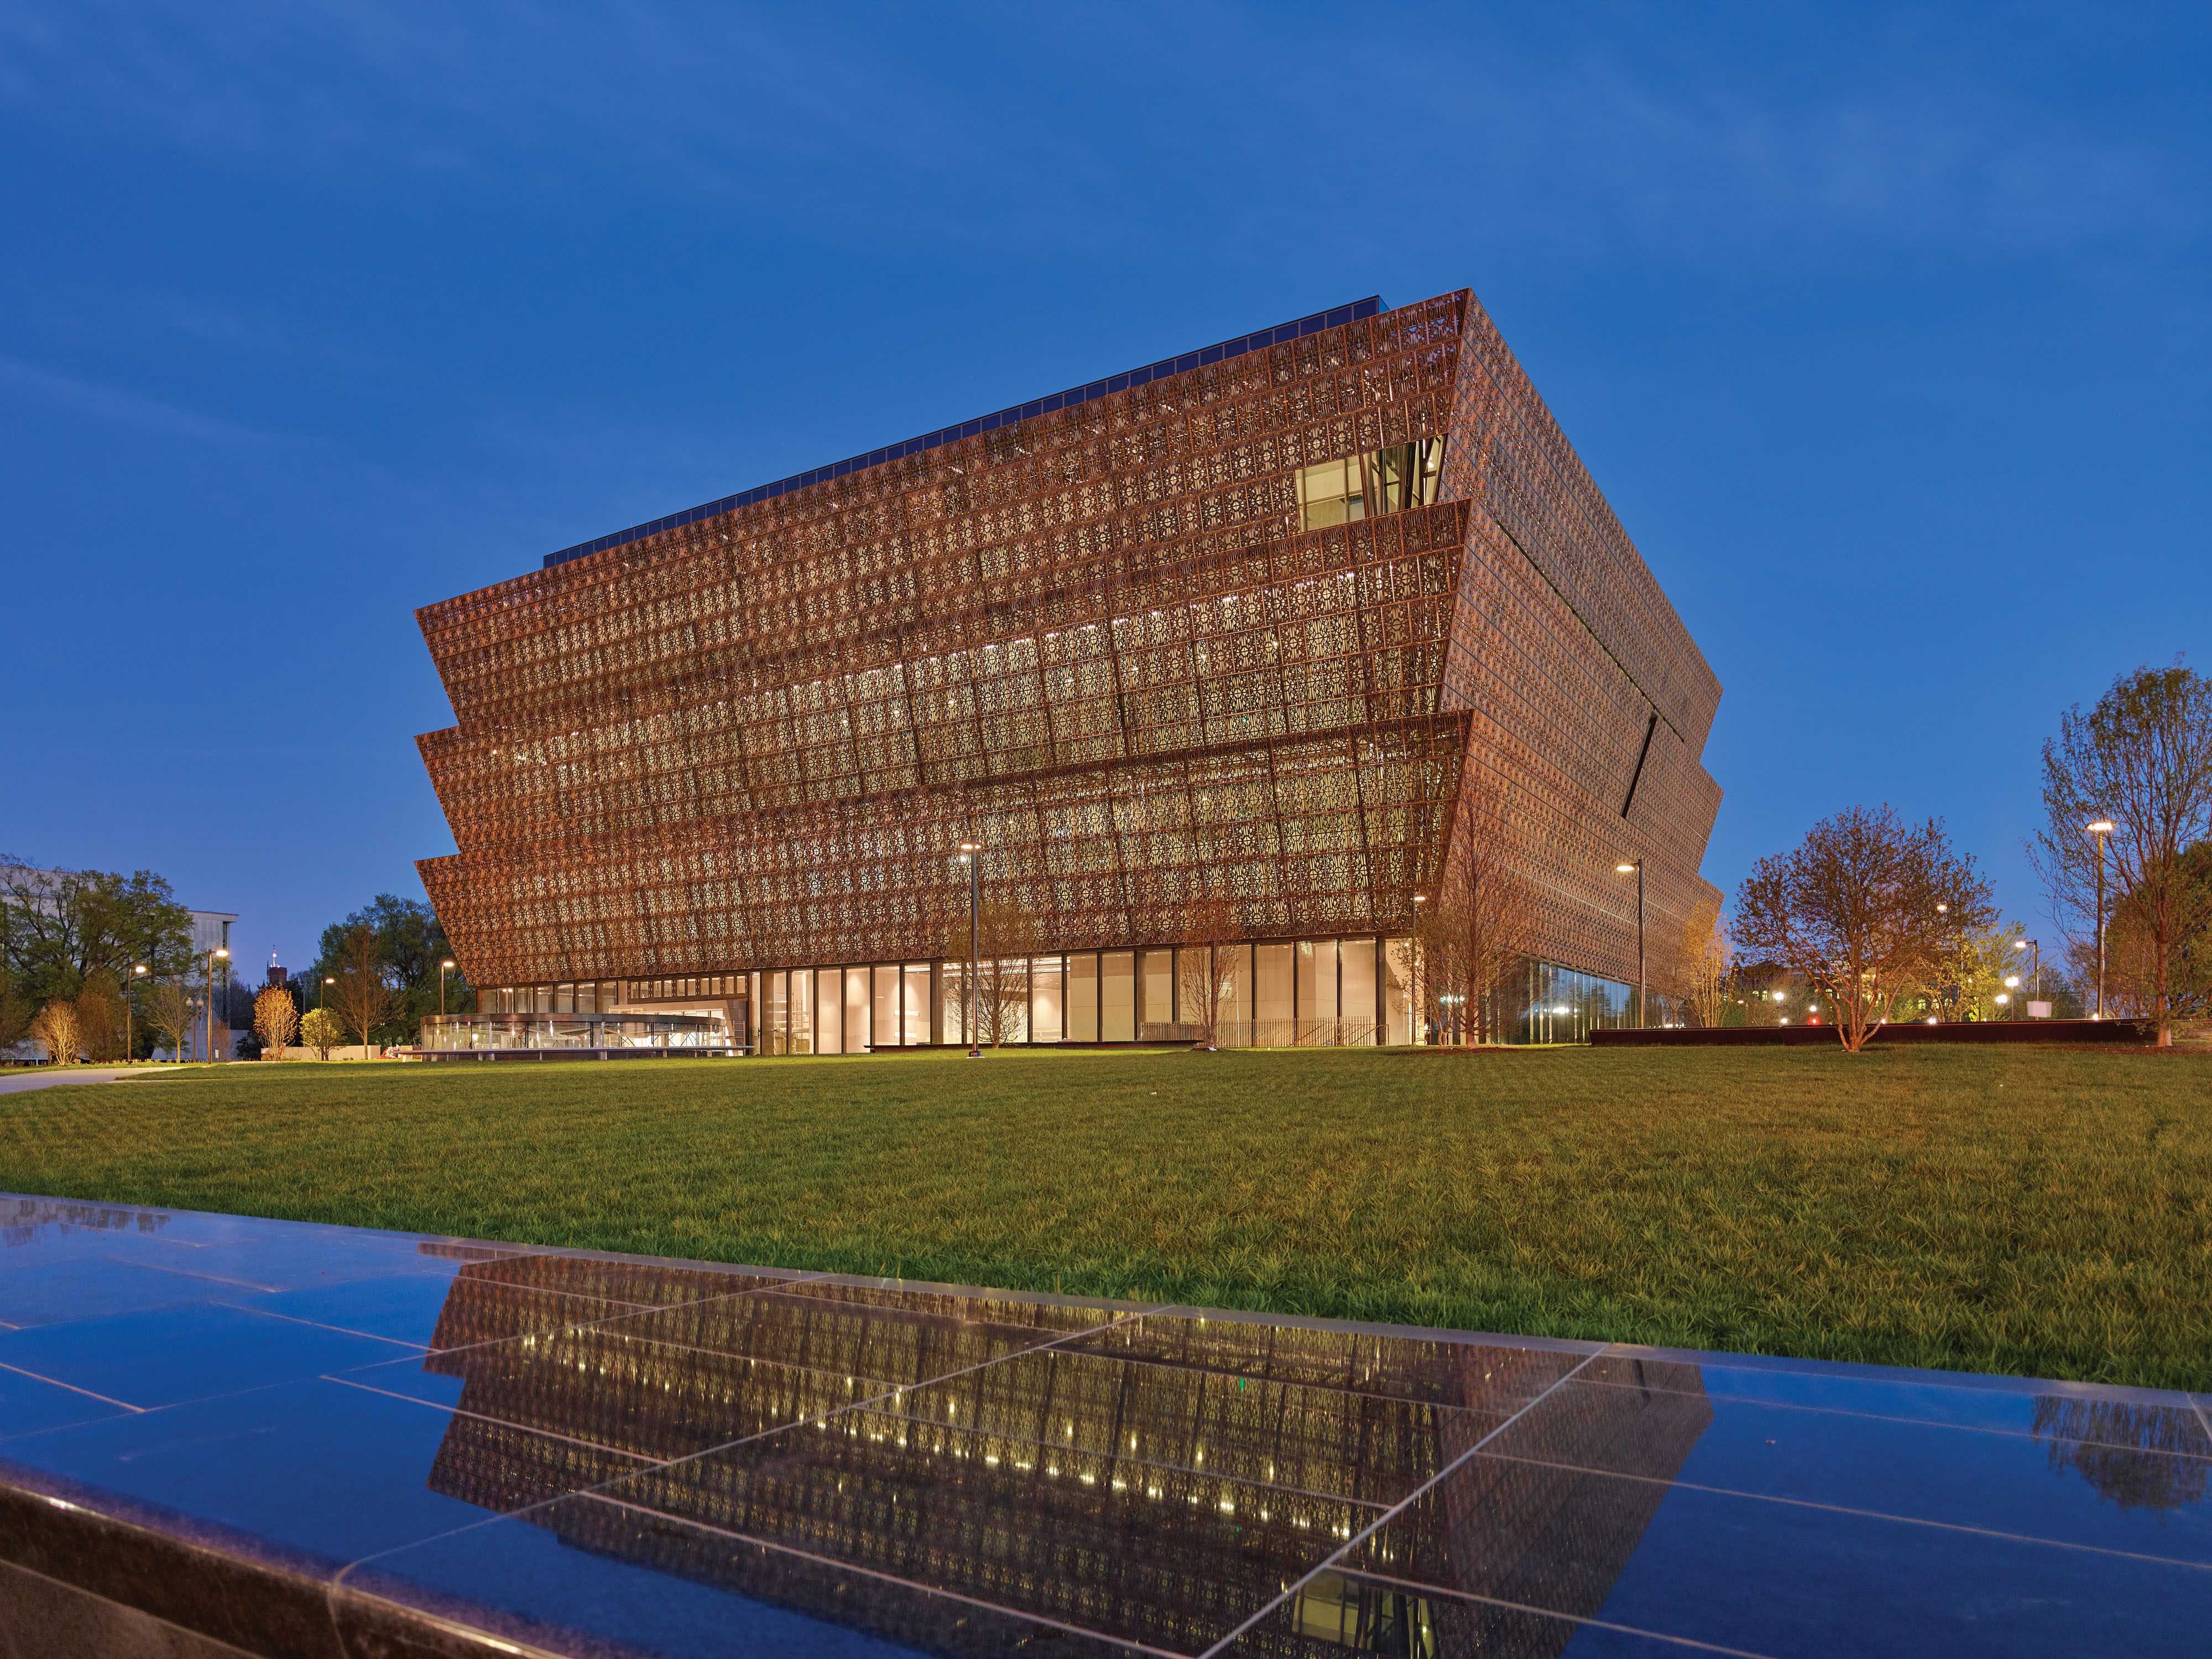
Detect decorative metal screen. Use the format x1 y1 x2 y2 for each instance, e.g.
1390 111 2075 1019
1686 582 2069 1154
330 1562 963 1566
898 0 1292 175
415 290 1721 1005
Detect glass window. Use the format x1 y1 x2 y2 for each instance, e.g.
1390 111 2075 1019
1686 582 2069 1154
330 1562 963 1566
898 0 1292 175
1139 949 1172 1032
1101 951 1135 1042
1384 938 1414 1045
1296 456 1368 531
816 969 841 1054
1031 956 1063 1044
1216 944 1252 1046
873 966 898 1047
790 969 812 1055
942 961 967 1045
1298 940 1338 1036
904 964 931 1046
1295 439 1447 531
1068 952 1098 1042
994 958 1029 1043
763 971 787 1056
1340 940 1377 1045
1254 944 1293 1046
847 967 869 1051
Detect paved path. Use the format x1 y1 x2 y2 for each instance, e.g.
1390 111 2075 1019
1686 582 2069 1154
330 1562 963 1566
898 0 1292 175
0 1067 180 1098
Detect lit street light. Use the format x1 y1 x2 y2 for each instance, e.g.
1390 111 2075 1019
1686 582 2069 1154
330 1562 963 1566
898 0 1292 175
2011 937 2043 1014
2086 820 2115 1018
440 958 457 1016
1616 860 1646 1027
1412 893 1427 1044
205 946 229 1063
129 963 147 1065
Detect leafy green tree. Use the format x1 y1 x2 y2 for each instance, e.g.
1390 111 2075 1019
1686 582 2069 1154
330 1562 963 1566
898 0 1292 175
0 857 193 1004
2034 663 2212 1046
311 895 469 1044
1894 920 2029 1023
299 1006 346 1061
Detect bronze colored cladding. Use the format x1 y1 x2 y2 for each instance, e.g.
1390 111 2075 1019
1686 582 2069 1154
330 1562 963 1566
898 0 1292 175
414 289 1721 998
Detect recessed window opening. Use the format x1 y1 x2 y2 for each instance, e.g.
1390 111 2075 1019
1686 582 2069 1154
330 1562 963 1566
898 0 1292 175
1295 437 1447 531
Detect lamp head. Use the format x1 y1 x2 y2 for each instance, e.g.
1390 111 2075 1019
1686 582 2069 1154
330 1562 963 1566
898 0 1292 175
1616 863 1636 873
441 959 456 969
2087 820 2114 834
132 963 147 975
214 948 228 960
958 841 979 852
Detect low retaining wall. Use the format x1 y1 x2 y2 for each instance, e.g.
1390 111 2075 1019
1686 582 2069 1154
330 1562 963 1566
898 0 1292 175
1593 1019 2152 1047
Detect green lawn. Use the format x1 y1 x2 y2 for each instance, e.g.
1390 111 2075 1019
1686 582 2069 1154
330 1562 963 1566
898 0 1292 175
4 1046 2210 1390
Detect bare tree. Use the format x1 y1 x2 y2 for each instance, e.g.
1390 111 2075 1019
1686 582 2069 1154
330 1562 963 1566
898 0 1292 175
1735 805 1995 1052
946 900 1036 1047
331 924 397 1056
1419 783 1537 1043
147 977 195 1061
1667 896 1732 1029
29 999 82 1065
254 985 300 1058
1176 895 1236 1047
2033 664 2212 1047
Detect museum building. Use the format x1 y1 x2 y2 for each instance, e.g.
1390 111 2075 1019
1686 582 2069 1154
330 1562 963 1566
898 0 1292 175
411 288 1723 1054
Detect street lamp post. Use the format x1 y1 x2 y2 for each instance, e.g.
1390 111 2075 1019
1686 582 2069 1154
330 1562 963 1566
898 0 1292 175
440 958 456 1017
204 946 229 1063
1412 892 1427 1044
128 963 147 1065
958 842 981 1058
2086 820 2114 1019
1616 860 1646 1027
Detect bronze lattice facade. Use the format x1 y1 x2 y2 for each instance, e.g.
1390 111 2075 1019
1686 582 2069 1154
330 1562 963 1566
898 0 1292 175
413 289 1721 1048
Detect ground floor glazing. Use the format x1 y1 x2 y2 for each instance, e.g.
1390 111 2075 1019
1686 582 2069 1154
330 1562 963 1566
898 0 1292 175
464 941 1665 1052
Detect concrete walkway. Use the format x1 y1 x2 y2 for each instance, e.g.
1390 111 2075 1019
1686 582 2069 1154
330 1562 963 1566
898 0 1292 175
0 1066 181 1098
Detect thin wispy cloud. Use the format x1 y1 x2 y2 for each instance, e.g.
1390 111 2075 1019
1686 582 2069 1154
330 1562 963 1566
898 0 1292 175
0 354 306 446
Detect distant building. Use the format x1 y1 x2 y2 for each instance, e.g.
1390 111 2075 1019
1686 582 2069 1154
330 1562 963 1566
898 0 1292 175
189 911 236 958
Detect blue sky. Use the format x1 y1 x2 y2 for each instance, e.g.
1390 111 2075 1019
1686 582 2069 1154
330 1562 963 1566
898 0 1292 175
2 2 2204 981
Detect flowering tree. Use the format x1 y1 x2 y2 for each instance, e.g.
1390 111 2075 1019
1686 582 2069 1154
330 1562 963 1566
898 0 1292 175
29 999 82 1065
254 985 300 1057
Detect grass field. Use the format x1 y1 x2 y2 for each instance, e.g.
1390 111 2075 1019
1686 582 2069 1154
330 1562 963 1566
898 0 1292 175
3 1046 2209 1390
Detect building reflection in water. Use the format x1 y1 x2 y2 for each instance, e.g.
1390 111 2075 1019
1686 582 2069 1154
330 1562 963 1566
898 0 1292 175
1 1196 172 1249
2031 1396 2210 1513
411 1254 1713 1657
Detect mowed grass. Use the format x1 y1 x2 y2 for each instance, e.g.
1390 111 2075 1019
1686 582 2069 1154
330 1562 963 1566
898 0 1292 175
4 1046 2210 1389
